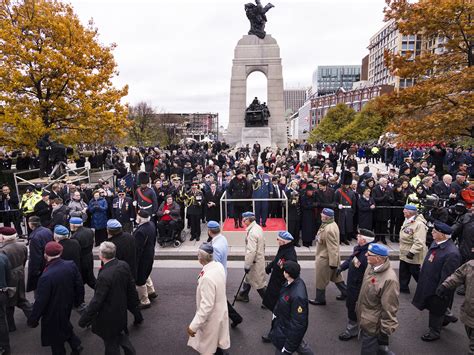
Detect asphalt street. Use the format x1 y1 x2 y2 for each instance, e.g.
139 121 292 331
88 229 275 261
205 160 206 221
10 262 467 355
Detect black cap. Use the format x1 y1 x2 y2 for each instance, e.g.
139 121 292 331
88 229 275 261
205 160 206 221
138 210 150 218
283 260 300 279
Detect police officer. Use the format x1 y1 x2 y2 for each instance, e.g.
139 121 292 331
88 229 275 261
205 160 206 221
357 243 399 355
337 229 374 341
399 204 427 294
20 186 41 234
187 179 204 241
268 261 314 354
412 221 461 341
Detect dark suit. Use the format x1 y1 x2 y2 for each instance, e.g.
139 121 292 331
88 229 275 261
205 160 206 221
433 182 451 200
28 259 84 353
204 189 222 222
79 259 140 354
372 185 394 242
269 184 283 218
33 200 51 227
112 197 135 233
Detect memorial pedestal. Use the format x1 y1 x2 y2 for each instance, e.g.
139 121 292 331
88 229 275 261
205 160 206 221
241 127 272 148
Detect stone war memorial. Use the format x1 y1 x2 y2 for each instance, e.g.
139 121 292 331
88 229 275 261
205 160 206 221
226 0 287 148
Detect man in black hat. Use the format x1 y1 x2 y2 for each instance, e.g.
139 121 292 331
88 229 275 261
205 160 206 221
334 171 357 245
133 210 157 309
412 221 461 341
300 184 316 247
268 261 313 354
227 169 251 229
134 171 158 219
33 191 52 227
112 189 135 233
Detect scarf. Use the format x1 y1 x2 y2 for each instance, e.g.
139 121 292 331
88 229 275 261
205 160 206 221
321 217 334 227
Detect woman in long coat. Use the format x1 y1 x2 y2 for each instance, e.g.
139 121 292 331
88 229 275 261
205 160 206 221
357 187 375 231
300 185 317 247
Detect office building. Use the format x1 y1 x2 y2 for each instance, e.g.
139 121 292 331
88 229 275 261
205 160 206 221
312 65 361 96
284 88 307 115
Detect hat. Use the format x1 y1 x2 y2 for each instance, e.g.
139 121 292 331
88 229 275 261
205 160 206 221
138 172 149 185
358 229 375 242
277 231 294 241
41 191 49 197
305 184 315 191
235 169 244 175
257 165 264 170
242 211 255 218
106 219 122 230
117 188 126 193
404 204 418 212
322 208 334 217
368 243 389 257
25 186 33 193
54 225 69 236
433 221 453 236
207 221 220 229
138 210 150 218
45 241 63 257
341 171 353 186
283 260 301 279
199 242 213 254
0 227 17 240
69 217 83 225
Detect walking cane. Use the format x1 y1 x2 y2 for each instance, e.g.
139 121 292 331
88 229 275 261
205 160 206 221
232 272 247 306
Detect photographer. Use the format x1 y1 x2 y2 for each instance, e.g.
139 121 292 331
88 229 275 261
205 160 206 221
36 134 51 177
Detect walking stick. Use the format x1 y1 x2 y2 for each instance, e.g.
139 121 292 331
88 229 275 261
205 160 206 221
232 272 247 306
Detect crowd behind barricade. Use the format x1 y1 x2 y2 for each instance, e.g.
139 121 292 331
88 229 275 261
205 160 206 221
0 139 473 354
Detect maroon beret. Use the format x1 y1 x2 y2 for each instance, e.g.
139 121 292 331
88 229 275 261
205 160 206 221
0 227 17 236
45 241 63 257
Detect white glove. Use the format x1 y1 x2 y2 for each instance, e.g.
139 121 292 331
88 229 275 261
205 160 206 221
132 201 137 207
338 204 343 210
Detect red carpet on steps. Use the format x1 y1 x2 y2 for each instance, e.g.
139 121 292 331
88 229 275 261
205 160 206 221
222 218 286 232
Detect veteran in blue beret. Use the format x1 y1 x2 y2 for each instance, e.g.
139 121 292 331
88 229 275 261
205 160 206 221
399 204 427 294
235 212 267 303
356 243 399 354
261 231 298 342
413 220 461 342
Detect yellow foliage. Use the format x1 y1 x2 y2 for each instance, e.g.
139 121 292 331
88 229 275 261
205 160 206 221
0 0 129 149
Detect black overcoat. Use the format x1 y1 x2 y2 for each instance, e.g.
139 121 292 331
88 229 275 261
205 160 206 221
133 221 156 286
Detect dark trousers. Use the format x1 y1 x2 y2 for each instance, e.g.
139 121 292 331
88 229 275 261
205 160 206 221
2 213 22 236
50 332 81 355
0 292 9 353
269 201 282 218
288 219 300 245
188 214 201 240
157 220 179 242
6 295 32 330
227 301 242 324
103 332 136 355
346 291 358 322
274 339 313 354
465 326 474 355
398 260 420 292
94 228 107 247
81 262 97 289
255 201 269 226
360 330 394 355
233 204 246 224
375 221 388 241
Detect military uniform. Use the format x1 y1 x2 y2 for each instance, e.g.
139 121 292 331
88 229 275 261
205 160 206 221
227 176 250 228
334 187 356 244
187 187 204 241
399 213 427 293
252 171 273 226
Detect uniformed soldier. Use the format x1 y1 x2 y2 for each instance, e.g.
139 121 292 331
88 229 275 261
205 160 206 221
356 243 399 355
399 204 427 294
412 221 461 341
235 212 267 303
334 171 357 245
187 179 204 241
309 208 347 306
285 180 301 247
337 229 374 341
252 165 273 227
133 172 158 218
187 243 230 355
227 170 251 229
268 261 314 355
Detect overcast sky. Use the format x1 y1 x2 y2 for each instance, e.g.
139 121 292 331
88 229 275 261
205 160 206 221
70 0 387 127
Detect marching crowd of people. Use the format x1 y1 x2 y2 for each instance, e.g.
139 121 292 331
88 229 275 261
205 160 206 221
0 139 472 354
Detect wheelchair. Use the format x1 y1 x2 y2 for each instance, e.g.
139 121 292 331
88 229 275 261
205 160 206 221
157 219 186 248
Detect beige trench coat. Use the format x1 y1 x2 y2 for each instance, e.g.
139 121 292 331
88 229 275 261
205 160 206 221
356 258 400 336
315 221 343 289
399 214 427 265
244 221 267 289
188 261 230 355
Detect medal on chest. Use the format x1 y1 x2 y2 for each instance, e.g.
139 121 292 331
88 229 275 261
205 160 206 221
428 251 436 262
352 256 361 268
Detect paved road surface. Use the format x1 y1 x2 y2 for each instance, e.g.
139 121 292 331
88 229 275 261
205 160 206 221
11 263 466 354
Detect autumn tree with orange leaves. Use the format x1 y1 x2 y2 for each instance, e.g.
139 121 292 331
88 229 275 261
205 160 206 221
375 0 474 143
0 0 129 149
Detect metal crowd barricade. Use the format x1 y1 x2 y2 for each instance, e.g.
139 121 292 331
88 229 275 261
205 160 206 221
219 190 289 229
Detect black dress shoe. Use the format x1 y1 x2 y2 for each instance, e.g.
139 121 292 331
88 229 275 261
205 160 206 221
261 334 271 343
190 236 195 241
338 330 356 341
234 222 239 228
262 224 266 227
71 345 84 355
400 289 411 294
308 299 326 306
294 243 301 248
195 238 200 241
381 239 387 245
442 315 458 327
231 317 242 328
336 294 347 301
421 332 440 342
343 240 350 245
